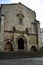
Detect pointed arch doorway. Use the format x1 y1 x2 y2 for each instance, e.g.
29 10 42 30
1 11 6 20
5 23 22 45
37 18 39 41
18 38 24 49
16 35 27 50
4 41 13 52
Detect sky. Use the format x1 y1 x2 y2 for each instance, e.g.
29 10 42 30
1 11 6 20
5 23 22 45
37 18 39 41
0 0 43 28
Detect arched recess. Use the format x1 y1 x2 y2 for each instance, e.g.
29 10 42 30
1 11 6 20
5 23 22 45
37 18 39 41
18 38 24 49
4 39 14 52
16 35 27 50
30 46 37 51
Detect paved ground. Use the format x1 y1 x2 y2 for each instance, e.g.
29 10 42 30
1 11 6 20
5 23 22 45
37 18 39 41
0 57 43 65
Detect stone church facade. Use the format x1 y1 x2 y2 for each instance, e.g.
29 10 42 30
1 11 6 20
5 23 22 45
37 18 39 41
0 3 41 52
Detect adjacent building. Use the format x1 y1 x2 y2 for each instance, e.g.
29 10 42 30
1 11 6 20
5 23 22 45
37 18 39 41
0 3 41 52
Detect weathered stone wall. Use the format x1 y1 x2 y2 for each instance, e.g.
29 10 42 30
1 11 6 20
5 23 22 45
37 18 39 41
0 3 41 51
1 3 36 32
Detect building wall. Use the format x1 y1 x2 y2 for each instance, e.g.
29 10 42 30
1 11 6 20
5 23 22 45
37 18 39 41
1 3 36 32
0 3 41 51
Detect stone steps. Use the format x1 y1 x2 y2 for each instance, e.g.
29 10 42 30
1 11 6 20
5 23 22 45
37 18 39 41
0 51 43 59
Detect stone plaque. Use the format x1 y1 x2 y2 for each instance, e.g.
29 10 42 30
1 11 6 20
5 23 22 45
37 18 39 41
29 35 37 44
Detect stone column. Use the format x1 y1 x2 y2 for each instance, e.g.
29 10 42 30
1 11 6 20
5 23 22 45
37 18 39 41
0 15 4 41
1 15 5 50
1 15 4 31
37 22 41 50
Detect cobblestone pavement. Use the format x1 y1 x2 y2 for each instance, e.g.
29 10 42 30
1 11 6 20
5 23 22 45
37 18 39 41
0 57 43 65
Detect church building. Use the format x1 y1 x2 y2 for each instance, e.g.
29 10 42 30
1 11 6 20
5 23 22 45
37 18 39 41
0 3 41 52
